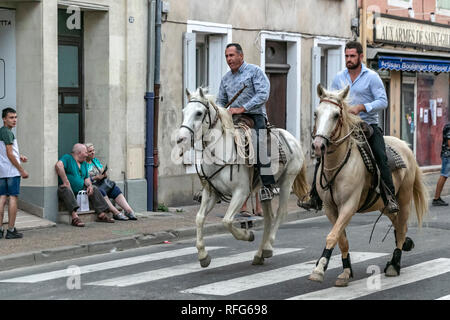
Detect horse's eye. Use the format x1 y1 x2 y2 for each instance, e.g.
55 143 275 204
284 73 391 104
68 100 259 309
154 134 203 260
313 111 317 119
196 111 203 117
333 113 340 120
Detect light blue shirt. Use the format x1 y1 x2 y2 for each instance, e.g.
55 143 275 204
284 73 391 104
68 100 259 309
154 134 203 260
331 63 388 125
217 62 270 117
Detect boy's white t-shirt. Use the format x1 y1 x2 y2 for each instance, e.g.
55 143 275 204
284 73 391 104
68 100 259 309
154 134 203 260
0 126 21 178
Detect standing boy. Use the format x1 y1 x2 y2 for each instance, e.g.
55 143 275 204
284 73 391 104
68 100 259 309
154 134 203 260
0 107 29 239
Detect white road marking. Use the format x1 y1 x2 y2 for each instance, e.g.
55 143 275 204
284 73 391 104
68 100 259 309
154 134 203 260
86 248 303 287
288 258 450 300
0 246 224 283
182 252 388 296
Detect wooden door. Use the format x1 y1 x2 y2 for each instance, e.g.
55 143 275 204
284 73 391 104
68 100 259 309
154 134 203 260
266 73 287 129
265 41 289 129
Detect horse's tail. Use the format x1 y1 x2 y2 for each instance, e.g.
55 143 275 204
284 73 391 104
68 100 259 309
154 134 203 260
292 160 309 199
412 162 429 228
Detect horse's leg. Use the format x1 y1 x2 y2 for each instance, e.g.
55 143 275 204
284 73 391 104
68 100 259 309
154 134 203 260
316 208 353 286
266 175 295 254
222 191 254 242
309 202 356 283
384 191 412 276
335 230 354 287
196 188 219 268
252 199 273 265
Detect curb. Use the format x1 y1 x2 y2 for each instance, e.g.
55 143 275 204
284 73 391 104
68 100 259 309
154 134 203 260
0 208 321 272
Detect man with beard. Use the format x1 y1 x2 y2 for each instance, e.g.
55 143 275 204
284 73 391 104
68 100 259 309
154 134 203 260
298 41 399 214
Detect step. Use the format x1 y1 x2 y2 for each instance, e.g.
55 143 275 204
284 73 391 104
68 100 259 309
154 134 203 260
2 208 56 231
58 210 98 225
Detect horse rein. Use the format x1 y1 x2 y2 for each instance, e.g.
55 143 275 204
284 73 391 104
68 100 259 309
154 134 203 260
180 98 233 201
312 98 355 207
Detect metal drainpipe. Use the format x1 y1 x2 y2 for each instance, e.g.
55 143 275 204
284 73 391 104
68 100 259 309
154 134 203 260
145 0 156 211
153 0 161 210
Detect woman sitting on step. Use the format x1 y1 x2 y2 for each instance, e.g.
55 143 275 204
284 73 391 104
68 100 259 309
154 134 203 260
84 143 137 221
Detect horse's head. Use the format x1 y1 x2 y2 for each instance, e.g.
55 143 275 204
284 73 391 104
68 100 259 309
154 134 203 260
312 84 350 157
176 87 216 157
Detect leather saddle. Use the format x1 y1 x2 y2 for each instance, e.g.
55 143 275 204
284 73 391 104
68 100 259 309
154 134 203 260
232 114 288 169
357 122 406 173
354 122 406 212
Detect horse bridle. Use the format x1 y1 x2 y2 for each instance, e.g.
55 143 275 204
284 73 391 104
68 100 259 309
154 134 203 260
180 99 219 140
312 98 347 146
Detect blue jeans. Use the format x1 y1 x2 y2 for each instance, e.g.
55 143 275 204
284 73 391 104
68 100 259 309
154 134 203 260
98 185 122 199
441 156 450 178
0 176 21 196
246 114 275 186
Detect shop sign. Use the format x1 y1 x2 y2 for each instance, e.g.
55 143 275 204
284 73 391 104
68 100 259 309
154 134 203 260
374 15 450 51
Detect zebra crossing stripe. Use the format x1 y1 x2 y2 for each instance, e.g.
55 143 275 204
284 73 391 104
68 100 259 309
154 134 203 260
288 258 450 300
436 294 450 300
182 252 388 296
0 246 224 284
86 248 303 287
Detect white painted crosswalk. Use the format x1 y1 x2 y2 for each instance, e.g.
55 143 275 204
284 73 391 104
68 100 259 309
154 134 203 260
0 246 224 283
182 252 388 296
287 258 450 300
0 246 449 300
86 247 303 287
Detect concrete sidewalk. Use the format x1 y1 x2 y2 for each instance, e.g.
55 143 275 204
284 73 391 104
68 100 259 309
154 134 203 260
0 171 447 271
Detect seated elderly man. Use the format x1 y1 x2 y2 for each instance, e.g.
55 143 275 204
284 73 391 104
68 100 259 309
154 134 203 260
55 143 114 227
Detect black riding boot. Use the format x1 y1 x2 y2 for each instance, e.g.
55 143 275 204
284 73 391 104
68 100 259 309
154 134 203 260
368 124 399 214
297 160 323 211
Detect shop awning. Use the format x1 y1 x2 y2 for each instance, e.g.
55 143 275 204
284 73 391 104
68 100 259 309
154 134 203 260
378 56 450 73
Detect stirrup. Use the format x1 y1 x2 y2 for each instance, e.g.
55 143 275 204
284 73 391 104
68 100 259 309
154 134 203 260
297 195 322 211
384 197 400 215
193 190 202 203
259 186 274 202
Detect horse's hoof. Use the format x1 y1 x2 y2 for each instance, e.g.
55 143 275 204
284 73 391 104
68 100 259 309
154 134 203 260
248 231 255 242
308 271 324 283
262 249 273 259
384 262 400 277
335 277 350 287
199 255 211 268
402 237 415 252
252 255 264 265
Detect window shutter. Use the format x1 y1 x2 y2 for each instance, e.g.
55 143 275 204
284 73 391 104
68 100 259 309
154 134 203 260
327 48 342 90
311 46 322 130
182 32 196 107
207 35 224 96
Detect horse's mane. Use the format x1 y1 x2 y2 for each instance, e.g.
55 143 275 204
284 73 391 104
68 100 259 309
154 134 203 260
192 88 235 132
322 87 362 130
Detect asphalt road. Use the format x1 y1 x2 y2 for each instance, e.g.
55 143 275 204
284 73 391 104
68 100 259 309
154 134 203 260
0 198 449 305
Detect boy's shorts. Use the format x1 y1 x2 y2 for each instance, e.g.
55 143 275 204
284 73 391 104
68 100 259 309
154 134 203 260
441 156 450 178
0 176 21 196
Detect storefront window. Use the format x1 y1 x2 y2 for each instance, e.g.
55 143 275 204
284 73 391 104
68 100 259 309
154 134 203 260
415 73 450 166
401 78 415 150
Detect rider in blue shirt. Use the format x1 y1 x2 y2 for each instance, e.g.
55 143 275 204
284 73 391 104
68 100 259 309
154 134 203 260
299 41 400 214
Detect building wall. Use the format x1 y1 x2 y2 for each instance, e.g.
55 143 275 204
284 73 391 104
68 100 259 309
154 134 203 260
362 0 450 168
0 0 149 220
158 0 356 206
361 0 450 24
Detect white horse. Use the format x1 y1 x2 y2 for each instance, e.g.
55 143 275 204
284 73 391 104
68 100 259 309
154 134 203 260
175 88 309 267
309 84 428 286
